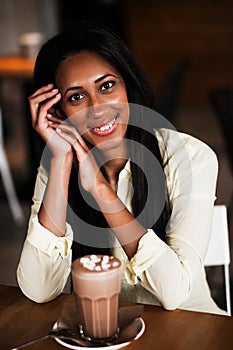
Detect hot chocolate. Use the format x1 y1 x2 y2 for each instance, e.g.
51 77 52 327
71 254 121 340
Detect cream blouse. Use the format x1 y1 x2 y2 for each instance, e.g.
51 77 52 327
17 128 226 315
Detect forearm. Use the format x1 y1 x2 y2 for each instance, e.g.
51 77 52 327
91 182 146 259
38 154 73 236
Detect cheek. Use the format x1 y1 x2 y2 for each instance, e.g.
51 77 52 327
70 118 86 132
115 89 128 103
64 104 88 124
108 84 128 104
60 98 83 118
61 105 76 118
68 113 88 134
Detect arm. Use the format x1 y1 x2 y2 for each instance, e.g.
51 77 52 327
56 127 147 259
17 165 73 302
90 181 147 259
28 83 74 237
126 131 219 310
38 155 72 236
54 125 218 310
17 85 74 302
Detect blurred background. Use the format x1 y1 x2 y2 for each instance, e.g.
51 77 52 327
0 0 232 312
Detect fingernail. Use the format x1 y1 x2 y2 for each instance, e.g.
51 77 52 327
56 128 62 133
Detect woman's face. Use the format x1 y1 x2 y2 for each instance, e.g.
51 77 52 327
56 51 129 152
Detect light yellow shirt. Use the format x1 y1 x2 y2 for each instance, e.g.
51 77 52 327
17 128 226 315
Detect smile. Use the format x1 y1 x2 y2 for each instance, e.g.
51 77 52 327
90 116 118 136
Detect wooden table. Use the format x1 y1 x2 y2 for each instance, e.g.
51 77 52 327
0 285 233 350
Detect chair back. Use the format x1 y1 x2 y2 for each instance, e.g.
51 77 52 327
204 205 230 266
204 205 231 315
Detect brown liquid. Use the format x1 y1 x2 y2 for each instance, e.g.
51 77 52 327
72 255 121 340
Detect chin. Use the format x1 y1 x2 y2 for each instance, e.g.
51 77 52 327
94 137 126 153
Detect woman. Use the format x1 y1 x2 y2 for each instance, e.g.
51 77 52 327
17 22 226 315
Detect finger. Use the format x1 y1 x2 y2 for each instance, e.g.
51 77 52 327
48 106 65 120
71 129 89 152
31 93 61 130
47 113 66 124
37 93 61 117
47 114 61 129
29 83 54 98
29 89 59 109
56 127 78 146
29 90 60 124
29 84 59 110
56 124 89 152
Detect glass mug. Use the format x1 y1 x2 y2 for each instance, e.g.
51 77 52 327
71 255 121 341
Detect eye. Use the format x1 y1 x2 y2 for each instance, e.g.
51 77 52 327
100 81 115 91
69 93 84 102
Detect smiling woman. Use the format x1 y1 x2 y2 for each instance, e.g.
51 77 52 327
16 22 227 316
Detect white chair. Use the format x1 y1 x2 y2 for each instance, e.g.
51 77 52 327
204 205 231 315
0 106 24 224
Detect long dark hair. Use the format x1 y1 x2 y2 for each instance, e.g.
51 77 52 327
34 22 170 259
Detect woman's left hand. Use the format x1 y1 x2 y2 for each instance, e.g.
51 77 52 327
56 122 145 259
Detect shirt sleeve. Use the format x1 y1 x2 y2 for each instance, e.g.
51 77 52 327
126 129 218 310
17 165 73 303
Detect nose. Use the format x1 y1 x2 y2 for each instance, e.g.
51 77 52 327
87 94 107 119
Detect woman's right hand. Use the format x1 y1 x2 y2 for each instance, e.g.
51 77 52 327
28 84 73 159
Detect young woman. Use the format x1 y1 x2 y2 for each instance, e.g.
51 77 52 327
17 22 226 315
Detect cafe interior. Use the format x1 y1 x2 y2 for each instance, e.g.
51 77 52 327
0 0 233 348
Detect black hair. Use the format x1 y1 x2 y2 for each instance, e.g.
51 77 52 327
34 22 155 106
35 22 170 259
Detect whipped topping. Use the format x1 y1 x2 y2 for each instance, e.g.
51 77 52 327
80 255 120 272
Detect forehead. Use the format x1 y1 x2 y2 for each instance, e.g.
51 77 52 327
56 51 119 84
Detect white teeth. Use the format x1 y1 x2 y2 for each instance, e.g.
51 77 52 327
93 118 115 132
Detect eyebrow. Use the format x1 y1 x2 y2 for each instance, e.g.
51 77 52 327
64 74 118 96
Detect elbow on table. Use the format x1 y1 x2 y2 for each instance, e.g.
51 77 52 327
161 299 179 311
158 293 188 311
17 268 62 303
18 282 61 303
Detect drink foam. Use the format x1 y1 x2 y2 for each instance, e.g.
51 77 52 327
80 255 120 272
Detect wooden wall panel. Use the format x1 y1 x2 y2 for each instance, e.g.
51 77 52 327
125 0 233 106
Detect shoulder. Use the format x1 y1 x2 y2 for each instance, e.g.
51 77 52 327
154 128 218 168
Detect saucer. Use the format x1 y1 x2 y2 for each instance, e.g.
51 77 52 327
53 317 145 350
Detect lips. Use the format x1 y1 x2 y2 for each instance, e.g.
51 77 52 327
90 116 118 136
